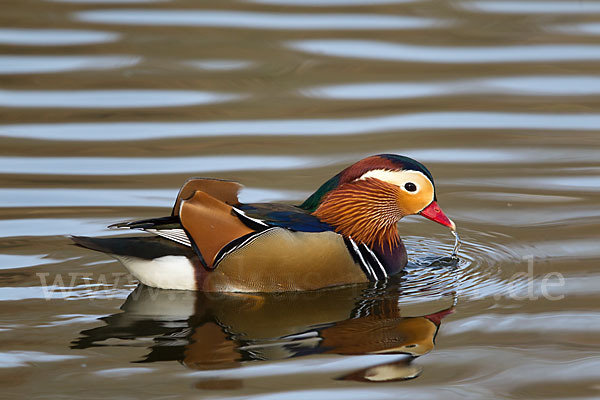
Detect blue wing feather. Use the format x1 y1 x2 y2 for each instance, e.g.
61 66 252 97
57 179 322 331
238 203 333 232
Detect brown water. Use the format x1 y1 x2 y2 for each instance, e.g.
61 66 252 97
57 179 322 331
1 0 600 398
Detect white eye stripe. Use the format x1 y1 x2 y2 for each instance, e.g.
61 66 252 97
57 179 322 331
357 169 428 189
356 169 435 206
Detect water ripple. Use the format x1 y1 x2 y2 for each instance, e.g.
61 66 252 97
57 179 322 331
184 59 255 71
404 235 524 300
0 187 304 208
303 76 600 99
289 39 600 63
525 239 600 260
2 112 599 141
49 0 165 3
444 312 600 337
453 176 600 192
0 90 241 108
398 148 600 164
0 55 140 74
75 10 446 30
0 155 320 175
0 254 60 270
0 188 174 208
0 218 131 238
0 351 83 366
246 0 416 5
449 206 600 227
0 28 119 46
461 1 600 14
554 23 600 36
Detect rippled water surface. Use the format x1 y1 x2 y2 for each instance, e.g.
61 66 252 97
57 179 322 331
1 0 599 398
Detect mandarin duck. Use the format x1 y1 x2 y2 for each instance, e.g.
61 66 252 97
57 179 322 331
73 154 455 292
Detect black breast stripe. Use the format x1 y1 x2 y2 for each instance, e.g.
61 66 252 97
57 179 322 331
360 244 388 280
213 227 277 269
344 238 382 281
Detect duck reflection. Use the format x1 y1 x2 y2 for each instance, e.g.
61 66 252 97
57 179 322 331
72 282 454 382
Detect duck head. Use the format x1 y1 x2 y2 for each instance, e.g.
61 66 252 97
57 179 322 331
300 154 455 251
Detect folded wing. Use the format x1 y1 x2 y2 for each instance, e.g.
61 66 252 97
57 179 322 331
109 178 335 270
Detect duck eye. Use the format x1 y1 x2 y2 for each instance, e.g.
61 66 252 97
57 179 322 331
404 182 417 192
